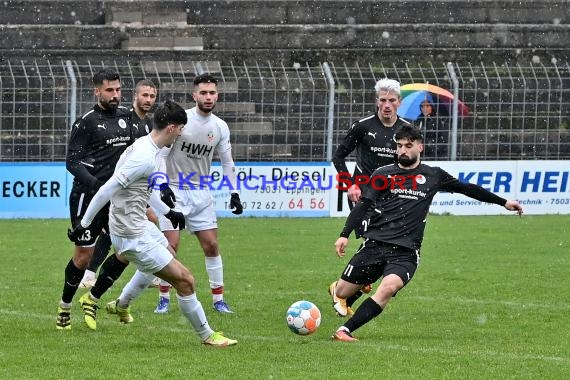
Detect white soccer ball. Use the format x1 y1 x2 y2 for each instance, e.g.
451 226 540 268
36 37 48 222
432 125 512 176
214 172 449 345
285 300 321 335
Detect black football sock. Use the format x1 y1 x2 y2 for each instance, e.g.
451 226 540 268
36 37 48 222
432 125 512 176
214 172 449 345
344 297 383 333
90 254 128 299
347 290 364 307
87 233 112 273
61 259 85 304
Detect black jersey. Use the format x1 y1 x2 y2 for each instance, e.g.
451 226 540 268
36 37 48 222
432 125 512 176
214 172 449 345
340 163 507 250
130 107 154 140
333 115 413 178
66 104 133 189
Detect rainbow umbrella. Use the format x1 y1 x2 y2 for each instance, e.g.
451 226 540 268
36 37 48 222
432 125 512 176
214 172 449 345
397 83 469 121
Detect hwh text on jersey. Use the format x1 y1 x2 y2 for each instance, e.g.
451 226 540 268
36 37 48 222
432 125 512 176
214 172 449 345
180 141 213 157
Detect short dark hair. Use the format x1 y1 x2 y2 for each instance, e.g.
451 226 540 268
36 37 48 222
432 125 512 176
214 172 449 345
135 79 157 92
394 124 424 142
92 69 120 86
153 100 187 130
193 73 218 86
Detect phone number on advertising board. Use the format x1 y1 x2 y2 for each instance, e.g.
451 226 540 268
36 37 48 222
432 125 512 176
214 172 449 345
223 198 326 210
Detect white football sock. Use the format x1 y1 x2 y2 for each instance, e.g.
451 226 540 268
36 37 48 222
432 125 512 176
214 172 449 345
117 270 155 308
205 256 224 302
176 293 213 340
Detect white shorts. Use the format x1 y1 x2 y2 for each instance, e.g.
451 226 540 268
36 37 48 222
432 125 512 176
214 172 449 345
158 188 217 232
111 220 172 274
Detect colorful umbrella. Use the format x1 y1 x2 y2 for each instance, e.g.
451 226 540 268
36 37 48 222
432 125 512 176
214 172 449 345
397 83 469 121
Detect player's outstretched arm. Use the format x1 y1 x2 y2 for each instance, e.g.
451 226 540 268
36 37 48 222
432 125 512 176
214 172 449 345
504 200 523 216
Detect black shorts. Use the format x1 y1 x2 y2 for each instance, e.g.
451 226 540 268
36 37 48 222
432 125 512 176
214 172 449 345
340 239 420 286
69 184 109 246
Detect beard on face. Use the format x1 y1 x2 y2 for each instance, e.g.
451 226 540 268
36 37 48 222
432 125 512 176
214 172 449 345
397 154 418 167
101 98 119 111
197 103 215 114
138 101 152 112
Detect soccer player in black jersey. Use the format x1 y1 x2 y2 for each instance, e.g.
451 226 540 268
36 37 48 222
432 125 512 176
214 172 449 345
56 68 134 330
80 79 159 288
333 78 413 207
330 78 414 316
130 79 157 139
331 125 523 342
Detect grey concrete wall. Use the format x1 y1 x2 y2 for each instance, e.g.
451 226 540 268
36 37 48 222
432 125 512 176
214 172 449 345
3 0 568 26
1 0 569 64
0 25 201 50
185 0 569 25
1 0 105 25
195 24 570 50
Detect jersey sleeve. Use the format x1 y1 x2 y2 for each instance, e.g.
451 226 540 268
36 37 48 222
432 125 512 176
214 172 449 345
215 121 238 192
215 119 232 154
332 121 363 177
65 117 101 188
219 149 238 192
154 146 171 186
438 168 507 206
80 177 122 227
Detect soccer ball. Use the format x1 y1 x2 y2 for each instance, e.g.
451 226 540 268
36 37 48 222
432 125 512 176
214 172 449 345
285 300 321 335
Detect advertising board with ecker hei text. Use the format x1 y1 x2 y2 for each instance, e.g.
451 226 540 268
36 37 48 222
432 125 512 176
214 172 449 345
330 160 570 217
1 161 569 218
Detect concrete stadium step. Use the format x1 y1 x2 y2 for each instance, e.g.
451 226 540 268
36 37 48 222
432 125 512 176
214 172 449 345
0 24 201 50
105 4 187 26
184 102 257 115
232 144 292 160
231 122 274 135
194 23 570 50
142 60 223 75
1 0 105 25
3 0 566 27
187 0 569 25
160 80 237 96
122 36 203 51
0 46 566 67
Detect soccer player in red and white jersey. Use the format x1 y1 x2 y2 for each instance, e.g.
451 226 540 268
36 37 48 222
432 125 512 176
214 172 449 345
153 74 243 314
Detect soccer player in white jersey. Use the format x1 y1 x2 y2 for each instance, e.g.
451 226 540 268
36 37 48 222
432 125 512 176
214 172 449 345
67 100 237 346
153 74 243 314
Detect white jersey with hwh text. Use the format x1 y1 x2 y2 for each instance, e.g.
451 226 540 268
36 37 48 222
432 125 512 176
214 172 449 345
109 135 161 237
165 107 232 189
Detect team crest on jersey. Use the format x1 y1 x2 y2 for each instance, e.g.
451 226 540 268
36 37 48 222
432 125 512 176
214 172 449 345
415 174 426 184
119 119 127 129
207 131 214 142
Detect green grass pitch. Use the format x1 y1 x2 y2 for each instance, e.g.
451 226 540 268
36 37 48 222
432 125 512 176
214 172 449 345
0 215 568 379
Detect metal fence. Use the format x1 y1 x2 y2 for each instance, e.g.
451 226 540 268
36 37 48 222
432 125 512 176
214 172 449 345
1 59 569 162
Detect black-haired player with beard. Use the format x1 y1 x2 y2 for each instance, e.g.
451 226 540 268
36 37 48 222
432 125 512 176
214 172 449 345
329 78 414 318
130 79 158 139
331 125 523 342
80 79 159 288
56 68 134 330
